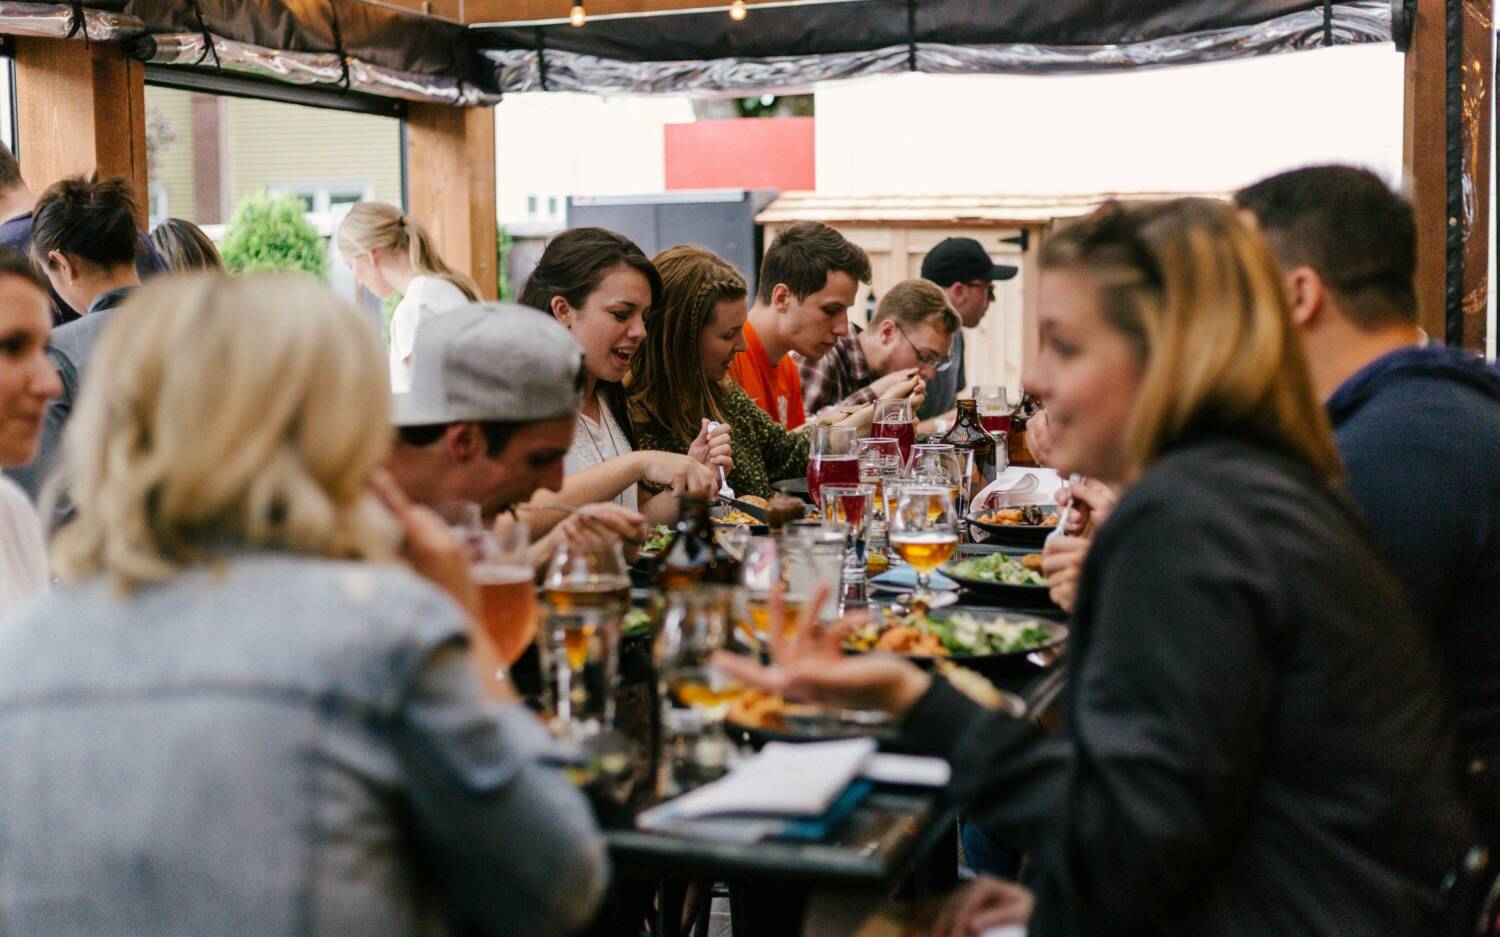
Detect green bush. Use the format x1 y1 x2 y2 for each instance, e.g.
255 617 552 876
220 192 326 277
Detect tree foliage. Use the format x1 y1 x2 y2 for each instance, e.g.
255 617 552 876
220 192 326 277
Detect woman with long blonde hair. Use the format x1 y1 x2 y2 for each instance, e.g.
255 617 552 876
337 201 481 392
3 273 606 936
628 244 808 499
719 199 1469 937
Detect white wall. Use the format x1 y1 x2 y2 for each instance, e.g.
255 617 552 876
494 92 695 226
815 44 1406 197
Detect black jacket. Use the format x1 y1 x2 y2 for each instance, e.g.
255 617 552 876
904 435 1470 937
1328 345 1500 768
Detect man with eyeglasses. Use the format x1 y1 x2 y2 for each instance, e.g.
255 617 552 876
795 277 959 418
917 237 1019 425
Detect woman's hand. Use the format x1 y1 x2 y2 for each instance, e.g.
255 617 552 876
555 502 647 552
635 450 718 499
687 419 734 474
711 586 933 717
926 876 1035 937
1055 476 1119 537
370 470 478 619
1041 533 1089 613
1026 408 1056 468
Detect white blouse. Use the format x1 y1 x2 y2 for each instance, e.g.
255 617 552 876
0 476 47 617
388 276 472 393
563 396 639 511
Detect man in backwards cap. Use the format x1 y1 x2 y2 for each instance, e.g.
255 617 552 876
918 237 1019 424
387 302 644 567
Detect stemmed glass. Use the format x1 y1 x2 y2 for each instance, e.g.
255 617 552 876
973 386 1014 437
541 541 630 737
907 443 967 514
888 484 960 603
871 398 916 465
820 483 874 593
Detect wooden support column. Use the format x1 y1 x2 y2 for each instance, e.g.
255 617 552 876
1403 0 1493 351
12 37 148 228
406 103 499 300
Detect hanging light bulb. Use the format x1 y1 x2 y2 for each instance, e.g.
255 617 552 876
569 2 586 26
729 0 748 20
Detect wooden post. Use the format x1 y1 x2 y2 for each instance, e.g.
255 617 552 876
1404 0 1493 350
12 37 148 228
405 103 499 300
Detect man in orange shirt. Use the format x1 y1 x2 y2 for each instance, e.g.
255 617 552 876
730 222 872 429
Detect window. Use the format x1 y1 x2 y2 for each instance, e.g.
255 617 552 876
527 194 538 216
547 196 558 217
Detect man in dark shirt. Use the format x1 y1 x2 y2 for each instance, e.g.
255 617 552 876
0 143 166 325
1239 166 1500 820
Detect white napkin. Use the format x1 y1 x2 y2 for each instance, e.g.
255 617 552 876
973 467 1064 510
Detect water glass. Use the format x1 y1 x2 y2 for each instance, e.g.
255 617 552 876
541 542 630 738
783 523 847 622
655 586 742 794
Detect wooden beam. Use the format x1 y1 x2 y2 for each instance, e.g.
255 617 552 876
406 103 499 300
12 37 148 228
1404 0 1449 342
1455 0 1492 351
358 0 465 22
464 0 779 25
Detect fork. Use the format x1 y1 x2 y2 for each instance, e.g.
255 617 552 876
706 420 735 501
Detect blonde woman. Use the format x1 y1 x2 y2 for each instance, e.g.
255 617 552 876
719 200 1468 937
2 274 605 935
337 202 481 392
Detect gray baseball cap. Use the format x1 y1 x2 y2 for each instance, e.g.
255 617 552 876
391 302 585 427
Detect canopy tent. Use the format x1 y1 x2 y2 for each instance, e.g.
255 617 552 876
473 0 1392 96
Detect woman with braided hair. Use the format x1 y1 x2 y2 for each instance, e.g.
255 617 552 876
628 244 809 500
337 202 481 392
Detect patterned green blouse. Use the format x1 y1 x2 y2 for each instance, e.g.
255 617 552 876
633 383 810 499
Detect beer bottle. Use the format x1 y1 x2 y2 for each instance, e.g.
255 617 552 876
655 495 741 589
940 398 999 500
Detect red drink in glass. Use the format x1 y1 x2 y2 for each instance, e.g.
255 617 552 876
871 420 916 464
807 454 860 505
837 492 868 529
980 413 1012 436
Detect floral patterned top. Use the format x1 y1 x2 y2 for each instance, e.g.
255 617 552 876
633 383 810 499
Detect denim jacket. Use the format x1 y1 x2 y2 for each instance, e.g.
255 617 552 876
0 552 607 936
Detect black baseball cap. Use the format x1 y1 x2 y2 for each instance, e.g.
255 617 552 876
921 237 1019 287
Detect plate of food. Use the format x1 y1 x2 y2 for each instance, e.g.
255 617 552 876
710 502 768 533
967 504 1061 547
772 477 812 502
845 605 1067 679
943 550 1058 609
723 688 898 749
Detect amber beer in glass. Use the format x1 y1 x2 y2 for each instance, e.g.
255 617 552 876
471 521 538 665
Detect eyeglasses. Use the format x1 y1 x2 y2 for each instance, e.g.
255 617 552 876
964 280 997 301
894 324 953 373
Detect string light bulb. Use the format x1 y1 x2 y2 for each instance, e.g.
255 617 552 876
729 0 747 20
569 2 586 26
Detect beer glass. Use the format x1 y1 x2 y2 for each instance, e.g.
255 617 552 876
806 425 859 507
871 398 916 464
472 521 539 667
655 586 742 793
542 541 630 737
888 484 959 602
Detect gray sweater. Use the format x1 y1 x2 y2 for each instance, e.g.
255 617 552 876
0 552 607 936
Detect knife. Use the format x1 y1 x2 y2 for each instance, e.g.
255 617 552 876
715 495 768 523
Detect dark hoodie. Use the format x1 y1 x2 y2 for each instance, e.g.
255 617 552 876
1326 344 1500 771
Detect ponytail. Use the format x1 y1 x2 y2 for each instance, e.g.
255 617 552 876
336 202 481 302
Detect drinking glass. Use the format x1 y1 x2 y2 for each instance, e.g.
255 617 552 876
821 483 874 583
472 522 538 669
871 398 916 464
655 586 742 794
974 386 1014 437
783 523 847 622
714 525 753 562
888 484 959 602
807 425 859 507
907 443 966 513
857 437 902 522
542 541 631 737
434 500 485 558
739 538 790 647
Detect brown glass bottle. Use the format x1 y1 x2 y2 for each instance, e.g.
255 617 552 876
1007 393 1040 468
655 495 742 589
940 399 999 500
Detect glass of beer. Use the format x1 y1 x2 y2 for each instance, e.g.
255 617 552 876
655 585 743 793
542 541 631 737
888 484 959 602
472 521 539 668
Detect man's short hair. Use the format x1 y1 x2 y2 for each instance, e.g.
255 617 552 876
396 421 521 457
1235 165 1418 331
870 278 960 335
756 221 872 305
0 144 22 192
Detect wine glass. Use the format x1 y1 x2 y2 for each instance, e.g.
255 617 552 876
907 443 966 512
542 541 630 737
807 425 858 507
872 398 916 464
739 538 787 648
820 484 874 595
888 484 959 602
655 586 742 793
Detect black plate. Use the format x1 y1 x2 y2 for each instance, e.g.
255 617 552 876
725 708 899 750
966 507 1061 547
772 477 812 502
942 547 1058 610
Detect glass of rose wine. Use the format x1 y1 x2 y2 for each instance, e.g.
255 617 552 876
888 484 959 602
806 424 859 506
872 398 916 465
